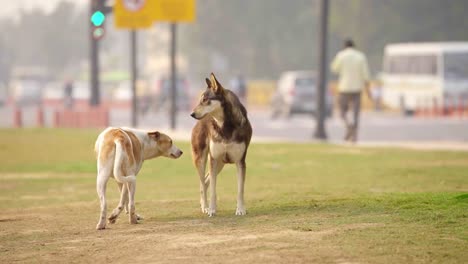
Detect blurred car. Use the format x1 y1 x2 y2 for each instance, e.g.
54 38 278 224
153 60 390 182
9 67 50 106
42 82 63 105
10 79 43 106
271 71 333 118
152 76 191 112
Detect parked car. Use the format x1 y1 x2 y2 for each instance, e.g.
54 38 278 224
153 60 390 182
271 71 333 119
152 76 191 112
9 66 49 106
10 79 43 106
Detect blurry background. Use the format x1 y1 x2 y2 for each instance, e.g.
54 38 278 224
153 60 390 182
0 0 467 143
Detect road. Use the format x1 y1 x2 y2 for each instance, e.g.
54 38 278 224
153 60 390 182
1 106 467 144
136 109 468 143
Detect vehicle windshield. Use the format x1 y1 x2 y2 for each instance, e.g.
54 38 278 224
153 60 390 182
295 77 315 92
444 52 468 80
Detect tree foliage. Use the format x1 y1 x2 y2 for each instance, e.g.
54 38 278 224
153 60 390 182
0 2 87 81
181 0 468 79
1 0 467 82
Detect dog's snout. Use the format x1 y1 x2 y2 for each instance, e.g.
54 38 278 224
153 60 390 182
190 112 196 118
179 150 183 155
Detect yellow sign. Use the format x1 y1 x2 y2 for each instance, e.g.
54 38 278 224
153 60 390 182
153 0 196 22
114 0 196 29
114 0 156 29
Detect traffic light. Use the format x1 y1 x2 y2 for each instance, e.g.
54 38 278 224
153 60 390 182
91 11 105 27
89 0 112 106
90 0 112 40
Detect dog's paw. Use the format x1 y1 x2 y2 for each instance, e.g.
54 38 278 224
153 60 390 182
129 214 139 224
136 214 143 221
235 207 246 216
207 208 216 217
127 211 143 220
201 206 209 214
108 212 120 224
96 222 106 230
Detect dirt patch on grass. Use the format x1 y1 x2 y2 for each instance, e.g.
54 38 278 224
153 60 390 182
0 205 386 264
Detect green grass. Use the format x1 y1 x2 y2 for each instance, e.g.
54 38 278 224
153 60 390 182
0 128 467 263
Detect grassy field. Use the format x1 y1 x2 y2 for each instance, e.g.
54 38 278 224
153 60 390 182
0 128 467 263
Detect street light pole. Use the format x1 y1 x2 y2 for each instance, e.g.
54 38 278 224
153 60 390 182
314 0 329 140
169 23 177 130
130 30 138 127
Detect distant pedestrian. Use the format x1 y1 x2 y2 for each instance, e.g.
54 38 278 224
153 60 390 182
331 38 371 142
64 79 74 109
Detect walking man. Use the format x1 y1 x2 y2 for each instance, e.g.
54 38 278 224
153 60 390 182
331 39 371 142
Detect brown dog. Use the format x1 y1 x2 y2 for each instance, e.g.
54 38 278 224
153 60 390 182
190 73 252 217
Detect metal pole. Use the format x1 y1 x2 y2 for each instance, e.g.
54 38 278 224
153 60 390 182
130 30 138 127
314 0 328 140
89 0 100 106
169 23 177 130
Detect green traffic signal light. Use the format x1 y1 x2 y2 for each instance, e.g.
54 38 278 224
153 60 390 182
91 11 105 27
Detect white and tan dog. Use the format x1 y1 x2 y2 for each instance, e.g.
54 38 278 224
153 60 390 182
94 127 183 230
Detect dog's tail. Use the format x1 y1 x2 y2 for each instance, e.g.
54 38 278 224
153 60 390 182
113 140 136 184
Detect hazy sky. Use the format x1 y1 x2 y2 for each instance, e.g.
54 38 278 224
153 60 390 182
0 0 84 18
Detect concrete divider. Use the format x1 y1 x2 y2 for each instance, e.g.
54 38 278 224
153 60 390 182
53 107 109 128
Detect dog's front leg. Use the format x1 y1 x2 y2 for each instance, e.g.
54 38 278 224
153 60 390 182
235 161 247 216
126 180 138 224
108 183 127 224
120 187 142 221
208 159 222 217
196 158 209 214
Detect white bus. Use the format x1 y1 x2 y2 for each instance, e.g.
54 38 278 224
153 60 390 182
381 42 468 112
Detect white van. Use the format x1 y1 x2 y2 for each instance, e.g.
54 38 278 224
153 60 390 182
381 42 468 112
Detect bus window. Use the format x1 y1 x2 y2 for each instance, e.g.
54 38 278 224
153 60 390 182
444 52 468 80
385 55 437 76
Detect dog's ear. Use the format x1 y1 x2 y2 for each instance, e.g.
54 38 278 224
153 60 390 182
209 72 224 94
205 78 212 88
148 131 160 140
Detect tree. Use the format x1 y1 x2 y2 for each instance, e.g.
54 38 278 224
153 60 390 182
0 2 87 79
181 0 468 79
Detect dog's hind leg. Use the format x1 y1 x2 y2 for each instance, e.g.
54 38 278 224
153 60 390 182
96 168 110 230
235 160 247 216
116 183 143 221
108 183 127 224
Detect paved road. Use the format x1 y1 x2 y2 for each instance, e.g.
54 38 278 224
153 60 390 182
2 106 467 143
136 109 468 143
